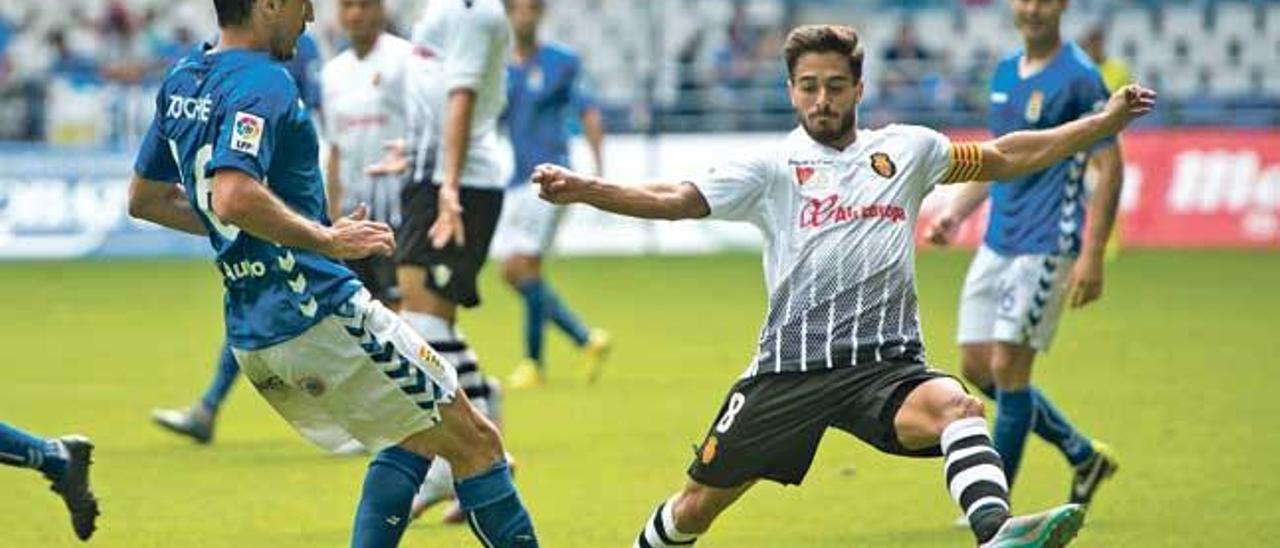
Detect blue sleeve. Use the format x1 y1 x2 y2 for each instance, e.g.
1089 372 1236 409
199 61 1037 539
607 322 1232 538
133 89 180 182
286 34 323 112
207 85 289 182
1076 71 1116 151
568 57 597 114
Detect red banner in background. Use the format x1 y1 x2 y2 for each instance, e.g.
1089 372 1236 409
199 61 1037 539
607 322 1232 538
918 128 1280 249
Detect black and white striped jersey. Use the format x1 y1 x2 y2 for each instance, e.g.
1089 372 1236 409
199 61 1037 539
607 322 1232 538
692 124 973 378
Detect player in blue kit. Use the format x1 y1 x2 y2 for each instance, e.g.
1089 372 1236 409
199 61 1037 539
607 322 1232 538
150 29 326 447
496 0 611 389
927 0 1123 512
0 422 98 540
126 1 538 545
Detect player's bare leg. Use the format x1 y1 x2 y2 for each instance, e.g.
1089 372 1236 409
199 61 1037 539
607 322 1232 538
503 254 609 389
895 377 1085 547
633 480 754 547
353 390 536 547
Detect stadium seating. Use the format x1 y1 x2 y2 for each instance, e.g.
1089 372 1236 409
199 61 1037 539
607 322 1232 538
0 0 1276 143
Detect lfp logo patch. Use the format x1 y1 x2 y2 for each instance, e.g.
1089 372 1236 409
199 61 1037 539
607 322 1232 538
231 111 265 156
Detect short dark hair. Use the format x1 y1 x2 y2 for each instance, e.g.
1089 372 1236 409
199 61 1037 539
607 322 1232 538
783 25 865 81
214 0 256 27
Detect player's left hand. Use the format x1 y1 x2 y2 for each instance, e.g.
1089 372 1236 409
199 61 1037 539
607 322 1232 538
1068 256 1104 309
1101 83 1157 131
429 185 465 249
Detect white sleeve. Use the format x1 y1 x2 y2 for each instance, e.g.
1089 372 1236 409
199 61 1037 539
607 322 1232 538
897 124 954 193
443 5 505 92
319 61 339 141
690 149 772 223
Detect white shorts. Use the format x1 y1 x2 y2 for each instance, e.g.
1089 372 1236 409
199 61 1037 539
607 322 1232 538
956 245 1075 352
490 182 565 259
232 290 460 453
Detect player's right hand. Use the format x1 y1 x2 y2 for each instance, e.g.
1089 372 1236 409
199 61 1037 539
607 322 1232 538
533 163 589 204
925 215 958 246
324 204 396 259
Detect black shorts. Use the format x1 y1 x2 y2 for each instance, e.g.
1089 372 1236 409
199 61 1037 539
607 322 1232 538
687 362 954 488
395 182 504 308
345 254 400 304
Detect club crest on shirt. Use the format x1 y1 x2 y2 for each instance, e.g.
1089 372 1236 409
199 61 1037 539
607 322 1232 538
231 111 264 156
870 152 896 179
372 71 381 87
526 66 544 93
1025 89 1044 124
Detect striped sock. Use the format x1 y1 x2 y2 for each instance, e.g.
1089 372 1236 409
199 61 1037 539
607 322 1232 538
636 497 698 547
942 417 1011 544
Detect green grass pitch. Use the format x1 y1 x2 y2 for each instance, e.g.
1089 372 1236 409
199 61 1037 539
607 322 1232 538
2 250 1278 547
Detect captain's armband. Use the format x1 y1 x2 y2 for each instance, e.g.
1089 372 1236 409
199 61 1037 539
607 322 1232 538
940 142 983 184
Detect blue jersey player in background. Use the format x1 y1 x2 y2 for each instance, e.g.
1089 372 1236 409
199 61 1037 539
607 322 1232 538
0 422 98 540
126 1 539 546
496 0 611 389
927 0 1124 517
150 28 325 448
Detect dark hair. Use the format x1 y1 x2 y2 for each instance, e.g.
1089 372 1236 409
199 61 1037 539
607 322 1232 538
504 0 545 8
783 25 865 81
214 0 256 27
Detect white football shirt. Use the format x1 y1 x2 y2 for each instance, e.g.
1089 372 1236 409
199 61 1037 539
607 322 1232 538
692 124 973 377
408 0 511 189
321 33 413 225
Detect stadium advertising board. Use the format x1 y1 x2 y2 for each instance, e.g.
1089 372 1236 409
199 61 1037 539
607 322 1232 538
0 129 1276 259
918 129 1280 250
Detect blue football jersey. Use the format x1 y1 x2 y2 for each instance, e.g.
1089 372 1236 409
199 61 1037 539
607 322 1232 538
505 43 595 188
282 32 323 113
986 41 1114 256
133 44 358 350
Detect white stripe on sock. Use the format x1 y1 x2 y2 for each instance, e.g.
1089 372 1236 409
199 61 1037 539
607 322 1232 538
941 417 990 452
948 464 1009 502
944 445 1001 470
965 496 1011 519
661 498 698 543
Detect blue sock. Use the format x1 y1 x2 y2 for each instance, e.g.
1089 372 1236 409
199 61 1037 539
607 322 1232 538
515 280 547 365
994 388 1034 487
455 460 539 547
351 447 431 548
0 422 66 480
541 282 589 347
979 384 1095 468
1029 387 1095 467
200 342 240 412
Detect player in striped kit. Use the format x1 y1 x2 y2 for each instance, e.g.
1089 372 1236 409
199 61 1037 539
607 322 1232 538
535 25 1154 547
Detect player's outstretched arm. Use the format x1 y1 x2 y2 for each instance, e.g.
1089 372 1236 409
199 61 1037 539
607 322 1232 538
533 163 710 220
970 84 1155 183
127 175 208 236
212 168 396 260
